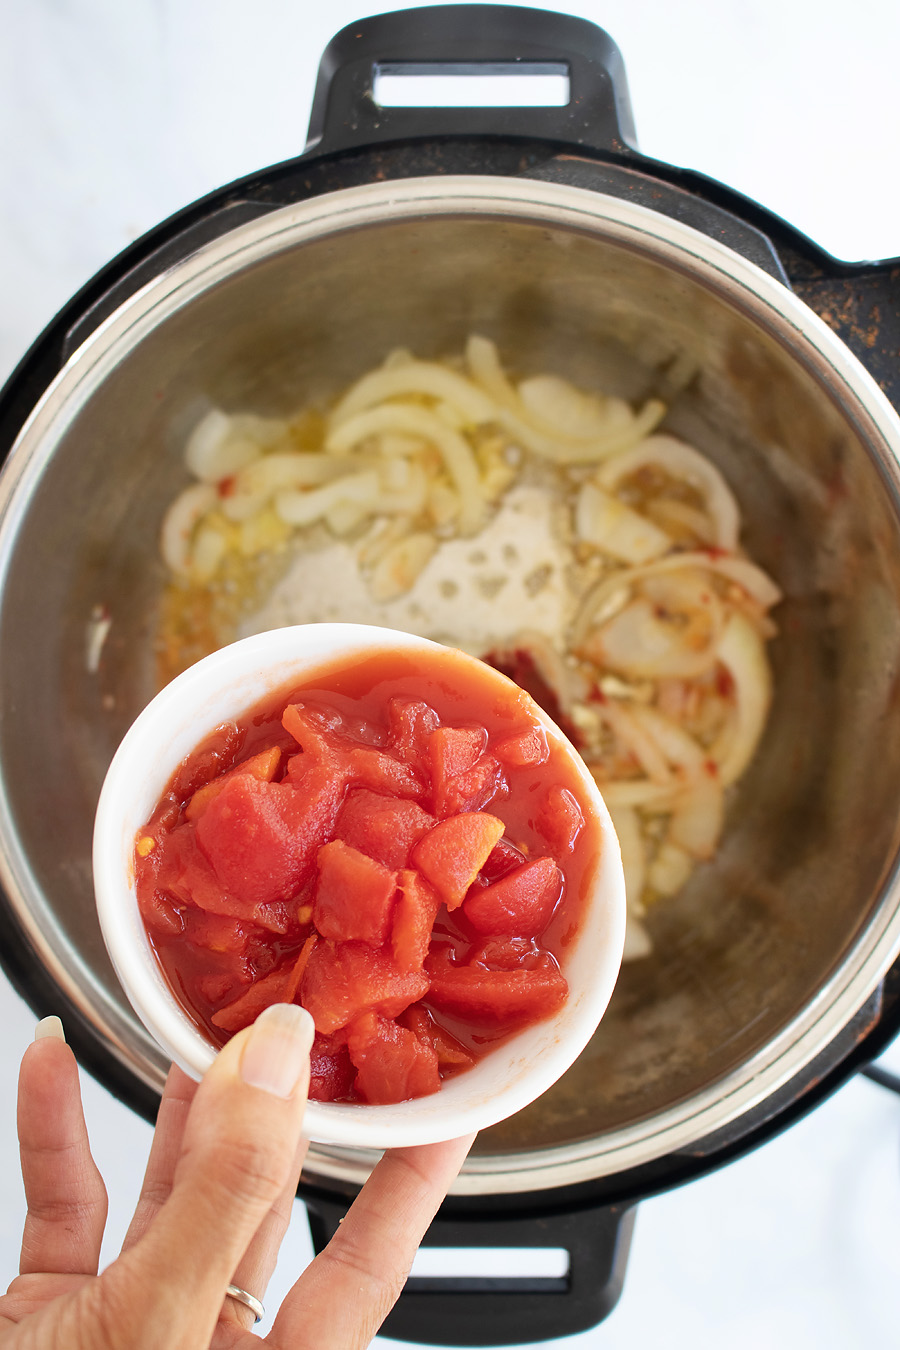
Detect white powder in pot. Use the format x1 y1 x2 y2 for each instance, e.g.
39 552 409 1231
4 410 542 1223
238 484 577 656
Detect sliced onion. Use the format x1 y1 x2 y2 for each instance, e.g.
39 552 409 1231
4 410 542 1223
588 775 683 810
647 841 694 896
668 768 724 859
160 483 217 575
572 550 781 650
185 410 288 483
605 804 646 915
518 374 633 440
369 532 438 602
597 435 741 551
580 575 723 680
597 699 674 784
623 915 653 962
274 470 381 527
466 334 665 463
575 482 673 564
189 522 229 584
708 611 773 786
628 704 706 772
329 359 496 428
220 452 351 522
326 404 484 533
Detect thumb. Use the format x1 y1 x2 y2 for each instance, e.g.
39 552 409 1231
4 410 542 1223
104 1003 314 1350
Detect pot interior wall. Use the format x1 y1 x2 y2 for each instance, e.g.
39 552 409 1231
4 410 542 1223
3 212 900 1155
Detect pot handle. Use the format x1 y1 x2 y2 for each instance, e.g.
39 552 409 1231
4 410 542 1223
304 4 637 158
304 1193 635 1345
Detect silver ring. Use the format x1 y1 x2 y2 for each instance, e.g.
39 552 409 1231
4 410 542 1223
225 1283 265 1324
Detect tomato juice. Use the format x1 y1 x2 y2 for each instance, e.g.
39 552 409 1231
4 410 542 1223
134 645 603 1105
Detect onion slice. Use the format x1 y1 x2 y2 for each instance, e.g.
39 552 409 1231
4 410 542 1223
597 435 741 551
708 611 773 786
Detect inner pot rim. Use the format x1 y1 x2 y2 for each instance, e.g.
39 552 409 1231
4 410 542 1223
3 174 900 1195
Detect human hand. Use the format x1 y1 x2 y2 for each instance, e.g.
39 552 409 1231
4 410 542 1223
1 1007 473 1349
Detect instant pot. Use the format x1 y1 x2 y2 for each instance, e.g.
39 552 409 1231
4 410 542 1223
2 7 900 1344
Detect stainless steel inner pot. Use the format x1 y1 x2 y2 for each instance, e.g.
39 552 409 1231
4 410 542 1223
3 176 900 1196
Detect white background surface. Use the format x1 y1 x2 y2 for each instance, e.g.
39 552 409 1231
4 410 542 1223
2 2 900 1347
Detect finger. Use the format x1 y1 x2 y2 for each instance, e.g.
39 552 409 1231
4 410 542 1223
125 1065 309 1331
221 1134 309 1334
272 1133 474 1350
17 1018 109 1277
99 1003 314 1350
121 1064 198 1250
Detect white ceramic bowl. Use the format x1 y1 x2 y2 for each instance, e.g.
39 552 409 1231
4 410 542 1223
93 623 626 1148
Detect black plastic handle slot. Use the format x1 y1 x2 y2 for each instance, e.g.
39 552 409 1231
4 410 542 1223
305 4 637 158
305 1194 635 1346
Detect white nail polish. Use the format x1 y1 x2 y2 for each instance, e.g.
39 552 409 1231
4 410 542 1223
34 1015 66 1043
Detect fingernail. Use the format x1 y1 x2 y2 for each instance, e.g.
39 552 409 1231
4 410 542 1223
35 1016 65 1043
240 1004 314 1099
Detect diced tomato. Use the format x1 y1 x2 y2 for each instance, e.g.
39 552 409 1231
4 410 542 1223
182 909 253 955
387 698 440 766
462 856 563 937
210 965 292 1032
282 703 336 762
425 946 567 1025
334 789 435 870
437 754 507 817
480 839 528 883
401 1005 474 1071
283 933 318 1004
537 784 584 853
493 724 549 768
391 870 441 973
346 746 424 798
468 936 541 970
251 899 298 936
301 941 430 1034
427 722 506 817
136 885 184 936
198 972 237 1006
429 725 485 785
314 839 398 947
412 812 505 908
347 1011 441 1104
309 1031 355 1103
170 722 243 801
196 772 343 908
185 746 282 821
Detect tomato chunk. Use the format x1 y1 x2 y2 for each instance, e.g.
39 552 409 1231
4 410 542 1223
196 772 342 908
314 839 398 947
309 1031 355 1103
412 812 505 908
185 746 282 821
210 965 292 1032
391 870 441 973
347 1012 440 1104
401 1005 474 1071
480 839 528 883
537 784 584 852
428 726 486 813
425 946 567 1025
301 941 430 1034
462 857 563 937
334 789 435 870
493 724 549 768
387 697 440 767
